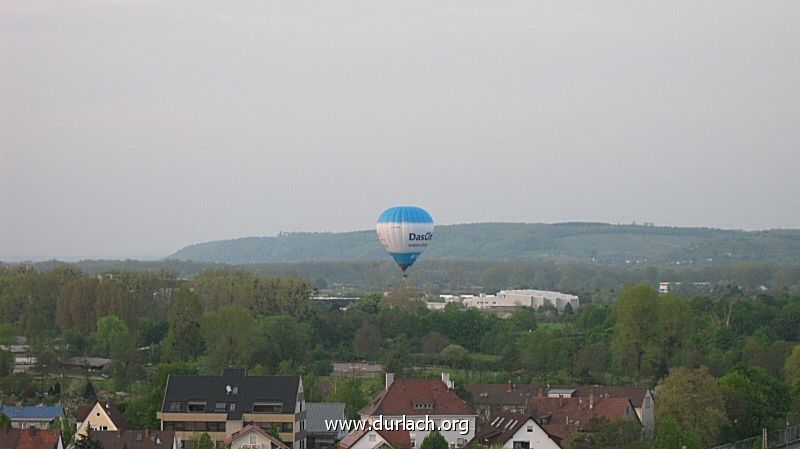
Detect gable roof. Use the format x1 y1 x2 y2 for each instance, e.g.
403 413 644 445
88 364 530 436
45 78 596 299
360 378 474 417
224 424 290 449
468 412 561 449
529 397 640 441
465 384 652 407
90 430 175 449
76 402 130 429
0 406 64 422
338 429 411 449
307 403 347 433
161 368 300 419
0 428 62 449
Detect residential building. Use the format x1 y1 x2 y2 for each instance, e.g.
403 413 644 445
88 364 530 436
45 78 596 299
90 430 177 449
466 383 653 437
466 412 561 449
157 368 306 449
0 406 64 430
359 374 476 448
75 401 131 436
60 356 113 372
527 396 640 441
0 427 64 449
494 290 579 311
306 403 347 449
225 424 291 449
338 429 411 449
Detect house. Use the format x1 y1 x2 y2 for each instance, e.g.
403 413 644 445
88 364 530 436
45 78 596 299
0 427 64 449
306 403 347 449
75 401 131 436
466 412 561 449
528 396 640 441
225 424 291 449
338 429 411 449
0 405 64 430
465 383 654 436
359 374 476 448
157 368 306 449
90 429 177 449
60 356 113 372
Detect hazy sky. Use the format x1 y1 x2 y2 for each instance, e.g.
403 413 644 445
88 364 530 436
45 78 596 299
2 1 799 260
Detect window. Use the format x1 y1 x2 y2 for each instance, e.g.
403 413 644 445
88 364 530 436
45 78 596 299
412 402 433 410
457 438 465 446
214 402 227 412
230 403 236 412
250 435 257 444
187 402 206 412
253 402 283 413
526 426 533 432
411 440 416 448
168 402 181 412
513 442 530 449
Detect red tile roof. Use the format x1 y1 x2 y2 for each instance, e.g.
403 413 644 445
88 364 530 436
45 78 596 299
91 430 175 449
361 379 475 417
11 428 62 449
529 396 640 440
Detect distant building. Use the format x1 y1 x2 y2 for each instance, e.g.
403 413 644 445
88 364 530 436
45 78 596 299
0 427 63 449
332 362 384 379
0 405 64 430
466 411 561 449
60 356 113 372
494 290 579 311
157 368 306 449
75 401 130 437
306 403 347 449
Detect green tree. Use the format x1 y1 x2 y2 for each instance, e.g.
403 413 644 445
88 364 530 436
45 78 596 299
718 365 791 440
420 430 448 449
200 306 256 372
94 315 130 358
785 344 800 386
197 433 214 449
353 324 381 360
656 367 728 447
612 284 660 383
73 426 104 449
0 412 10 430
654 417 700 449
332 378 367 420
163 287 204 361
0 349 12 377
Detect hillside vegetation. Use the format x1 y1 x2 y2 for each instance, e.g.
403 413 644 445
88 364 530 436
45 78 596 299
169 222 800 265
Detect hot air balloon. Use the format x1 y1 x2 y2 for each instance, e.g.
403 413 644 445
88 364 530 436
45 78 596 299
376 206 434 276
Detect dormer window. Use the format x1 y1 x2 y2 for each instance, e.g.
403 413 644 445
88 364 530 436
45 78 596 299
168 402 181 412
253 402 283 413
413 402 433 410
187 401 206 412
214 402 226 412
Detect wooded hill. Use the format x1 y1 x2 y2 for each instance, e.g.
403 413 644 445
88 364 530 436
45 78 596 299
169 222 800 265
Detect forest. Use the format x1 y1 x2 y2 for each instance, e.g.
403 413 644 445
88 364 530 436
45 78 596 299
1 264 800 448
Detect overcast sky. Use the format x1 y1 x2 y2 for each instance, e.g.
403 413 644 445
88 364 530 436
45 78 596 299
2 1 799 260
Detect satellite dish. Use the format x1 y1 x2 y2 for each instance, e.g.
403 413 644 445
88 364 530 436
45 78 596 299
226 385 232 394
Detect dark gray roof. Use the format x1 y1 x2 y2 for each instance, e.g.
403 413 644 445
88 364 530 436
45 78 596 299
161 368 301 420
306 403 346 433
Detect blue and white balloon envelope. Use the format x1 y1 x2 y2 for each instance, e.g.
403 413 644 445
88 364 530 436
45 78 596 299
376 206 434 274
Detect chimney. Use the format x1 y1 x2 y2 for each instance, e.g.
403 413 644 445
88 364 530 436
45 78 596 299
589 391 595 410
442 373 453 389
145 428 150 438
559 397 564 408
506 380 513 393
117 429 122 438
385 373 395 390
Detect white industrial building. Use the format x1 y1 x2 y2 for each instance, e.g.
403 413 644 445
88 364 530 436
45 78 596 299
430 290 579 312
